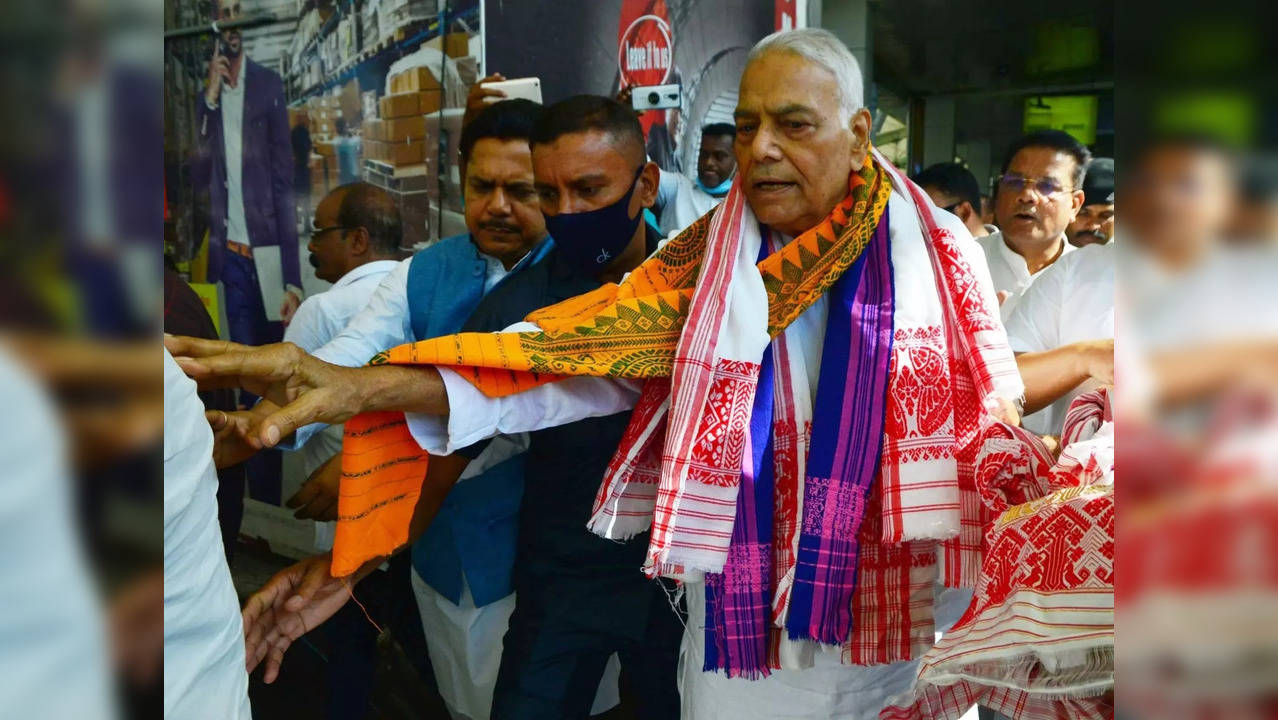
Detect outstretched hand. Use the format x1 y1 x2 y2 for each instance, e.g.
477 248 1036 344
241 553 354 684
206 408 264 468
164 334 368 448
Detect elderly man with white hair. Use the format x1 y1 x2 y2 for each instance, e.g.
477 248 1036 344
169 28 1022 719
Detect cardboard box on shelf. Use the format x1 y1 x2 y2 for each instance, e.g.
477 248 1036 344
443 32 469 58
380 90 442 118
417 90 443 115
390 66 441 94
384 139 425 166
422 31 469 59
362 119 385 142
314 140 336 157
379 92 419 119
383 116 425 141
288 107 309 129
339 80 362 126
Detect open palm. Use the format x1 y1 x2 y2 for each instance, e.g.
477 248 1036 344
241 553 351 683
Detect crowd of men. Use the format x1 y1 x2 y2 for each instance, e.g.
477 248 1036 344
162 15 1261 720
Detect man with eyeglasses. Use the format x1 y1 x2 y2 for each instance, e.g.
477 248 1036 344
977 130 1091 318
284 182 403 476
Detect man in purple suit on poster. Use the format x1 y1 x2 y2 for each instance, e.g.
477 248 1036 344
192 0 301 504
192 0 302 350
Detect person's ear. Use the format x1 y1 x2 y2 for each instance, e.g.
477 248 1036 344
957 201 978 224
1069 189 1086 218
637 160 661 210
346 227 370 256
848 108 872 170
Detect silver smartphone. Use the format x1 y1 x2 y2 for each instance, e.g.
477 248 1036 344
631 84 681 111
481 77 543 105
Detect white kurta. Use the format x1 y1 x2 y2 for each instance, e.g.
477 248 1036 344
1003 242 1116 436
405 194 988 719
657 169 726 238
975 231 1073 320
164 349 252 720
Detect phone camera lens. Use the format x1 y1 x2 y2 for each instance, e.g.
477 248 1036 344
647 92 660 105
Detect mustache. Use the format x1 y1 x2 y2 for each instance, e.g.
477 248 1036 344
1073 229 1107 239
478 220 521 234
308 253 319 268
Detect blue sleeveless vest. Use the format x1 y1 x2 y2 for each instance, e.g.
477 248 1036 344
404 233 552 607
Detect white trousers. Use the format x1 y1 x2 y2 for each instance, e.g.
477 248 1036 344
677 581 924 720
410 568 621 719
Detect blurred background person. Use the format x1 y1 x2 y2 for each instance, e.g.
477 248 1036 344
1228 154 1278 246
1066 157 1115 247
913 161 990 238
0 343 115 718
653 122 737 237
1118 129 1278 720
979 129 1090 318
332 118 362 187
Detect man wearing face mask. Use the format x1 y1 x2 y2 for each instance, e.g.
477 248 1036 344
653 123 738 237
171 30 1030 720
447 95 679 719
213 95 680 719
211 100 570 720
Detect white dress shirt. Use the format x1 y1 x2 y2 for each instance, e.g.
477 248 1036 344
164 350 252 720
401 194 986 718
283 259 399 477
656 169 724 238
1003 242 1115 436
976 231 1074 320
219 68 249 245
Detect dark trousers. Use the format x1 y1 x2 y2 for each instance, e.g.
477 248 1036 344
221 250 284 503
322 553 436 719
491 583 683 720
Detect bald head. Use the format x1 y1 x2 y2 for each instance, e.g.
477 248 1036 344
308 182 402 283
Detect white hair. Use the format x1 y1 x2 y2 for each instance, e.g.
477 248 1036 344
747 28 863 125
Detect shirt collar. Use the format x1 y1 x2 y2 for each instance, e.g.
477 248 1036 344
997 232 1072 279
469 234 553 273
333 259 398 288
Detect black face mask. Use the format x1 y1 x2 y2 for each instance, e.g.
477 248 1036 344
544 166 644 277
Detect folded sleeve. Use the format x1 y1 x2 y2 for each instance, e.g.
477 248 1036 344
404 368 642 454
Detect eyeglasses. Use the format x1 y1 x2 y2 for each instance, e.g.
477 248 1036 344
940 201 962 214
998 174 1073 198
309 225 350 241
